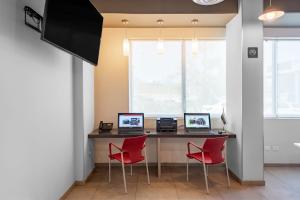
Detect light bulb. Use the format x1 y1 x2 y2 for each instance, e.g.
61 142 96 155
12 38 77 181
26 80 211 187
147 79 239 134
123 38 129 56
157 39 164 55
265 12 276 20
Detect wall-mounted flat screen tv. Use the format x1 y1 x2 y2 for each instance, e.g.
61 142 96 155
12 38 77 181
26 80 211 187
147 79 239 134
42 0 103 65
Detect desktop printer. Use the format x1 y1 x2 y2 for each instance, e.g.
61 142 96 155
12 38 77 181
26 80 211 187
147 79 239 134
156 118 177 132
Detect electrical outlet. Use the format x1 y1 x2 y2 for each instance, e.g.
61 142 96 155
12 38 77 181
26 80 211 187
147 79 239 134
264 146 271 151
273 145 279 151
272 145 280 151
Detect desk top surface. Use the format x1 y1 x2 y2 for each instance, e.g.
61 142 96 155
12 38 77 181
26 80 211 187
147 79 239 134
88 129 236 139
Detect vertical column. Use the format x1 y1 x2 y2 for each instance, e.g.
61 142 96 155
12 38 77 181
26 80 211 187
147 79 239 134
241 0 264 182
226 0 264 183
73 57 95 182
73 57 85 181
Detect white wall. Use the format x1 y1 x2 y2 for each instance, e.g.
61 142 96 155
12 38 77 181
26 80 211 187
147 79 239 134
83 62 95 178
226 11 243 179
74 59 95 181
264 119 300 163
73 58 85 181
264 28 300 38
263 28 300 164
0 0 74 200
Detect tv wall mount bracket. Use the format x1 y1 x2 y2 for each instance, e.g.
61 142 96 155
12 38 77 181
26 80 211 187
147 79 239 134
24 6 43 33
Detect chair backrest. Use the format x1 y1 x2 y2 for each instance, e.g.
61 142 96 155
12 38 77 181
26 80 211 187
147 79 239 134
122 135 147 162
203 137 227 164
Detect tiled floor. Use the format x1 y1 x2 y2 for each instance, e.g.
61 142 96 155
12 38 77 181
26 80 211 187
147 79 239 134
64 166 300 200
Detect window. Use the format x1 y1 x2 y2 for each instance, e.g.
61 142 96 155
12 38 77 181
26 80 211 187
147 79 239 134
130 40 226 117
130 41 183 116
264 40 300 117
185 40 226 114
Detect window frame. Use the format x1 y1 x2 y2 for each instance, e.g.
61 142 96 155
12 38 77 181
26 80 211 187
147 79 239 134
264 38 300 119
129 39 226 118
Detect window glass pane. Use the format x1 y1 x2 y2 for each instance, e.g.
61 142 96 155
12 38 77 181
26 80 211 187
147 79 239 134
277 40 300 116
263 40 275 116
185 40 226 116
130 40 182 116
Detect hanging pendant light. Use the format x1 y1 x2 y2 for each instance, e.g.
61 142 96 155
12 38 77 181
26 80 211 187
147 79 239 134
123 38 130 57
157 19 165 54
122 19 130 56
192 0 224 6
157 39 164 54
191 19 199 55
258 0 284 21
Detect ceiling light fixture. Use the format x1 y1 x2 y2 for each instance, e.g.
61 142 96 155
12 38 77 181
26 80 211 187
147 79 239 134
258 0 285 21
192 0 225 6
157 19 165 55
191 19 199 55
122 19 129 56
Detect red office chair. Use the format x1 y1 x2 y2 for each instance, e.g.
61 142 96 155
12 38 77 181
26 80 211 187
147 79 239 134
186 137 230 193
108 135 150 193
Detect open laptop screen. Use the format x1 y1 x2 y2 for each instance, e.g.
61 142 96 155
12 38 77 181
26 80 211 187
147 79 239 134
118 113 144 131
184 113 211 130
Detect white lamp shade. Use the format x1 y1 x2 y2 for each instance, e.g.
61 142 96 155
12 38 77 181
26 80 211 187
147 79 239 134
258 6 285 21
157 39 164 54
123 38 130 56
193 0 224 5
191 39 199 55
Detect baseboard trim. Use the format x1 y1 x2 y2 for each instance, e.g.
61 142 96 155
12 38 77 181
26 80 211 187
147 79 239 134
59 182 75 200
75 167 95 185
265 163 300 167
59 168 95 199
241 180 266 186
228 169 241 183
229 169 265 186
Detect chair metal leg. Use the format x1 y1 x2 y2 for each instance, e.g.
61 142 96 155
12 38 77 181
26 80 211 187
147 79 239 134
202 152 209 194
121 152 128 193
108 157 111 183
203 162 209 194
130 164 133 176
186 157 189 182
225 161 231 187
144 148 150 184
206 165 208 177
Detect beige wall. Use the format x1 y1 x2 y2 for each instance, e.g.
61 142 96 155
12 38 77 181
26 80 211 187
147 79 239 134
94 28 226 163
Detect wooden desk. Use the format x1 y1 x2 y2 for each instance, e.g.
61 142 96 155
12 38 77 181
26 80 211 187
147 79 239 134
89 129 236 177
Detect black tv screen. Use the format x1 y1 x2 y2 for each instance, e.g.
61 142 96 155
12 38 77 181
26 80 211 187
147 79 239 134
42 0 103 65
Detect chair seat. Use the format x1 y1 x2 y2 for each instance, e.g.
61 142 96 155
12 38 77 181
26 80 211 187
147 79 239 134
109 152 144 164
186 152 224 165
